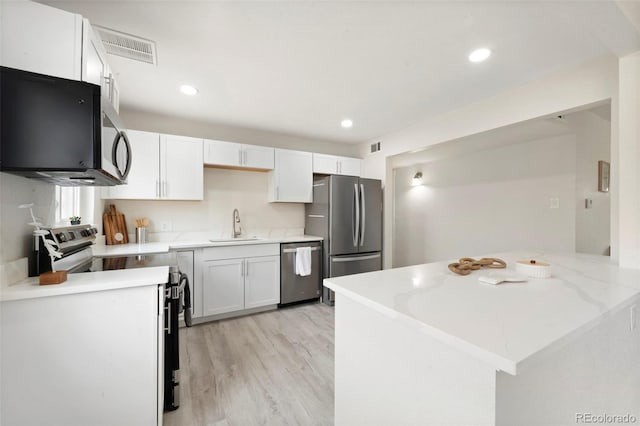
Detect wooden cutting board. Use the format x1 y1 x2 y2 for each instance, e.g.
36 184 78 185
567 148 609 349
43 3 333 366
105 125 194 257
103 204 129 245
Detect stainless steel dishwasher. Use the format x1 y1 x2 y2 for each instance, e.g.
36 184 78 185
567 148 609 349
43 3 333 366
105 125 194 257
280 241 322 305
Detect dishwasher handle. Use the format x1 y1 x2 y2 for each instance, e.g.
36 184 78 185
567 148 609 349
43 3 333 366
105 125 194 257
282 246 322 254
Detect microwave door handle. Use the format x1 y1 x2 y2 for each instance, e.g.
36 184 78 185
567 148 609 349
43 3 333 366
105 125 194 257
112 131 132 180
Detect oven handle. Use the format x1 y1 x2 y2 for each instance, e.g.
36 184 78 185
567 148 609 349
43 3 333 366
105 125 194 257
164 303 171 335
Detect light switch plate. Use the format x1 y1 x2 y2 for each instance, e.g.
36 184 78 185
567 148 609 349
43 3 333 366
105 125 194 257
159 221 172 232
550 197 560 209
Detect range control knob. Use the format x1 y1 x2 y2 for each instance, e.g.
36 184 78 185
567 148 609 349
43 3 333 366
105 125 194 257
56 233 67 242
67 232 76 240
91 227 98 235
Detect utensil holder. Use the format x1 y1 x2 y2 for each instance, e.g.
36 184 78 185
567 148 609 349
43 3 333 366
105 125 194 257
135 227 147 244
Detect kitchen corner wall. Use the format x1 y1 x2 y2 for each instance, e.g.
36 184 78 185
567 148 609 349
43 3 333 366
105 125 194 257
104 168 304 239
569 110 611 256
393 134 577 267
0 173 56 264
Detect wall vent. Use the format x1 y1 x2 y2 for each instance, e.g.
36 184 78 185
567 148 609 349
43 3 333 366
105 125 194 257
370 142 381 153
94 26 157 65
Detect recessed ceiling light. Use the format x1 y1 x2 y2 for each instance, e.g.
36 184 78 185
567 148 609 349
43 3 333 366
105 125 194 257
180 85 198 96
468 48 491 63
341 119 353 128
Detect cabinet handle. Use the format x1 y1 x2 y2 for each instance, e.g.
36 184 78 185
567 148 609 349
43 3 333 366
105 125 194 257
243 150 247 165
163 181 167 198
246 260 249 276
276 186 279 200
336 160 340 174
156 180 160 198
238 150 242 166
241 259 245 277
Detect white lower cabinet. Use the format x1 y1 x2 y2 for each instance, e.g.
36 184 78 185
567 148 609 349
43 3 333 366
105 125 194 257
198 245 280 319
202 258 245 316
244 256 280 309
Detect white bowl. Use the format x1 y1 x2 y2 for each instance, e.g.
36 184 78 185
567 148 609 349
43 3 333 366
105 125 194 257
515 260 551 279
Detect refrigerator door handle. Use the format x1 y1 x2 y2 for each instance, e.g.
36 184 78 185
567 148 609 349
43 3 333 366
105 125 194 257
353 183 360 247
360 183 365 246
332 253 381 262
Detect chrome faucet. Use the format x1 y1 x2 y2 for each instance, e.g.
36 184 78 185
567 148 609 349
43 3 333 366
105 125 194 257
232 208 242 238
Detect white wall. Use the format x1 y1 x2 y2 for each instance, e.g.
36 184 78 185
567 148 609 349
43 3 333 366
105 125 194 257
120 107 360 158
104 168 304 240
393 135 577 266
0 173 56 264
569 110 611 255
617 51 640 268
359 55 619 268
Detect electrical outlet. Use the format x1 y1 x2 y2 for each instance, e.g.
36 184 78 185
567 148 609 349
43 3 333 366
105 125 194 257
159 221 172 232
550 197 560 209
585 198 593 209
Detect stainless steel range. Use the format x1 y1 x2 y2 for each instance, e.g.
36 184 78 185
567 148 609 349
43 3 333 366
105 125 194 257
31 223 192 412
32 224 98 275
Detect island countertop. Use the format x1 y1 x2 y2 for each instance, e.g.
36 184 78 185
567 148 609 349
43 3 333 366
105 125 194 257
324 251 640 375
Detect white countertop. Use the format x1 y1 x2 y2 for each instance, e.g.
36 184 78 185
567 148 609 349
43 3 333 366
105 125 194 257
92 235 323 257
324 251 640 375
0 266 169 302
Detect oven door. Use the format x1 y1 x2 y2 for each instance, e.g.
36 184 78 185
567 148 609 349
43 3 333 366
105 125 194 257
101 100 132 182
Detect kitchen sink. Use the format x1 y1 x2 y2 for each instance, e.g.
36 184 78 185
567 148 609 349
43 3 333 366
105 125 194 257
209 237 264 243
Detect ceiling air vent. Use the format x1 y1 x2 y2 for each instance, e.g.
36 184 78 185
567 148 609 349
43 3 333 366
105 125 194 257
94 26 157 65
370 142 381 153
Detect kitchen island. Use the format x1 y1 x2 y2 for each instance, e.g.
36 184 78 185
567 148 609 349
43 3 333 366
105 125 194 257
324 252 640 426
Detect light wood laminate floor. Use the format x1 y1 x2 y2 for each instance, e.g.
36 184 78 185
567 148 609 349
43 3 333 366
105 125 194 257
164 302 335 426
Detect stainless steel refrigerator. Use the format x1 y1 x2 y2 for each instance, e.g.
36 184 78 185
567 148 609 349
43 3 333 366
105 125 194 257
305 175 382 304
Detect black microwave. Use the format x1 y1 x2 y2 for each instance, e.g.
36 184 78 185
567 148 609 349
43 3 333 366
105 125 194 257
0 66 131 186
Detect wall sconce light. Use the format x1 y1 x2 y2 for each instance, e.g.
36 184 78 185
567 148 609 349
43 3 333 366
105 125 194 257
412 171 423 186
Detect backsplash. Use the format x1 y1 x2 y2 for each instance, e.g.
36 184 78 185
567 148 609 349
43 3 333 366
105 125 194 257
103 167 305 241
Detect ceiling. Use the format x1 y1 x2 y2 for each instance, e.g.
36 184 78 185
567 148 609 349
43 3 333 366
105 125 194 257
391 102 611 169
42 1 640 145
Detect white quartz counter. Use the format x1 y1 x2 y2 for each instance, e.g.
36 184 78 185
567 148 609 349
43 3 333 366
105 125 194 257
91 235 323 257
324 251 640 375
0 266 169 302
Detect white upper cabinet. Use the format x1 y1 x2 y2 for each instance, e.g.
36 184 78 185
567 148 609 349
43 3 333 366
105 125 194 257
269 149 313 203
313 153 361 177
106 130 160 199
161 134 204 200
81 20 108 100
0 2 119 111
1 1 82 80
105 131 203 200
204 140 274 170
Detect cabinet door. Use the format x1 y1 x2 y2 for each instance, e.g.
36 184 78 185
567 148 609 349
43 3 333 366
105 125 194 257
107 130 160 199
1 1 82 80
204 139 242 167
202 258 245 316
161 134 204 200
243 144 274 170
270 149 313 202
82 21 108 99
339 157 361 177
313 153 339 174
244 255 280 309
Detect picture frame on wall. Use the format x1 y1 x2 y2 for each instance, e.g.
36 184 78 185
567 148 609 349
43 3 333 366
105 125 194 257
598 160 610 193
